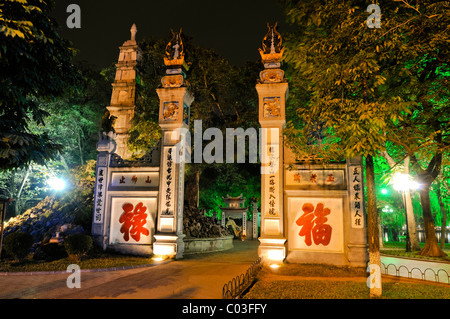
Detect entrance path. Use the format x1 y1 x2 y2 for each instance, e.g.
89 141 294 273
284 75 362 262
0 240 259 299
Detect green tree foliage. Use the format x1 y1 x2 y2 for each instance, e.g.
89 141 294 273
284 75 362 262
36 62 110 167
0 0 80 169
373 0 450 256
199 163 260 218
0 62 109 217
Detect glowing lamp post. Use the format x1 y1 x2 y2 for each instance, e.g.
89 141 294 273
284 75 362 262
0 189 13 259
392 173 419 252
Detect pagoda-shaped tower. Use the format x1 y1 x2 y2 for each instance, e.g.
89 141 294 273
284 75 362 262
106 24 141 159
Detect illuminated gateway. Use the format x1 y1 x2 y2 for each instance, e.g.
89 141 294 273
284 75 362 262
91 24 367 267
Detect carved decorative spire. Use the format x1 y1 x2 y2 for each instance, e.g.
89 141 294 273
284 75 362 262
160 29 188 88
130 23 137 42
258 23 286 84
164 29 185 70
259 22 285 66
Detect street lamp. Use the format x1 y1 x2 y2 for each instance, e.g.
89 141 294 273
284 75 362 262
393 173 419 193
0 188 13 259
47 177 67 191
392 173 419 252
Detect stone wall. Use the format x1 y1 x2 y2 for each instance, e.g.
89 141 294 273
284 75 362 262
184 235 234 255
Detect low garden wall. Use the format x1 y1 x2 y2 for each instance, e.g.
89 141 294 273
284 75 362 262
184 235 234 255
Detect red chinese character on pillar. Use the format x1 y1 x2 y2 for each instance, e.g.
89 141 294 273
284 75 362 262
119 202 149 242
296 203 332 246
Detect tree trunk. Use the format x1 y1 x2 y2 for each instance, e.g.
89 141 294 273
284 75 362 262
412 144 445 257
402 156 421 251
418 184 447 257
404 190 421 251
436 181 447 249
14 166 31 215
381 152 420 250
59 153 71 174
378 208 383 248
76 127 85 166
366 155 382 297
185 167 200 207
9 170 16 216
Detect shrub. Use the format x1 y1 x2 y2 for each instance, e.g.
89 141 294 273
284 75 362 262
64 233 93 261
3 232 33 261
33 243 68 261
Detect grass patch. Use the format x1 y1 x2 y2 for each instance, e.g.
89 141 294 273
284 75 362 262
267 263 366 277
243 280 369 299
243 263 450 299
243 279 450 299
381 242 450 262
0 251 156 273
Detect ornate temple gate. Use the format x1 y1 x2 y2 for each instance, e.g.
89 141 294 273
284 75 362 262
92 23 368 266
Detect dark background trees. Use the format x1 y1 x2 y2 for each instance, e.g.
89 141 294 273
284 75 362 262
0 0 80 170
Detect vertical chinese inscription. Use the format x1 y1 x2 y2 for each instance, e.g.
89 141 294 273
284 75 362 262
93 167 106 224
266 146 279 217
162 147 175 215
350 166 364 228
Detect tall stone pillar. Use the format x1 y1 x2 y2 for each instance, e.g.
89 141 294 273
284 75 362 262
107 24 141 159
256 23 289 262
153 30 193 259
91 131 116 248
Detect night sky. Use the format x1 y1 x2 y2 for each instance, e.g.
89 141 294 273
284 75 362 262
51 0 292 68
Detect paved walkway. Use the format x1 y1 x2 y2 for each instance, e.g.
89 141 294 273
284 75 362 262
0 240 259 299
1 242 449 299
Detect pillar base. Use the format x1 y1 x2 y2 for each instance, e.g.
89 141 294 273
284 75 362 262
258 237 286 263
347 243 369 267
153 233 185 259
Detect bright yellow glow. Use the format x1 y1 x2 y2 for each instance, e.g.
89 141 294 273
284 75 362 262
269 264 280 269
153 244 176 257
152 255 165 261
267 249 284 261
